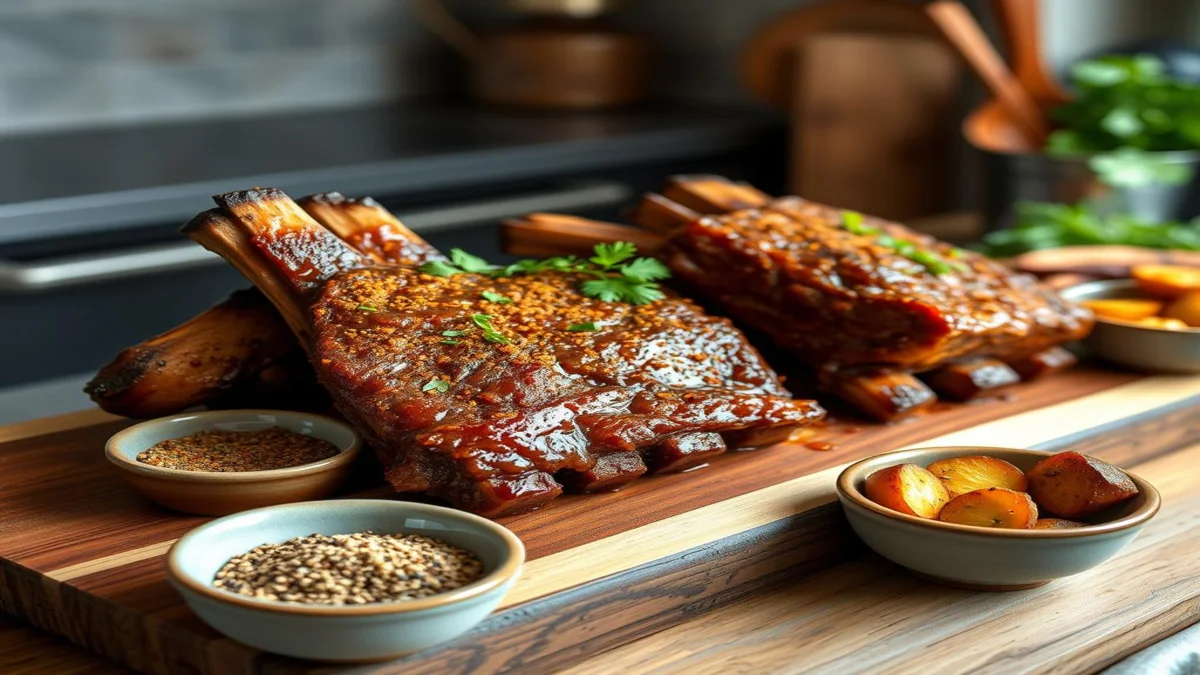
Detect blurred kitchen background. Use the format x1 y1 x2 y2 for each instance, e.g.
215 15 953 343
1 0 1199 422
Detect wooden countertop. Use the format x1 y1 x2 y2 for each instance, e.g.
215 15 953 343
3 401 1199 674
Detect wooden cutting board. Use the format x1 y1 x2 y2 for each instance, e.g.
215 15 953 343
2 368 1200 675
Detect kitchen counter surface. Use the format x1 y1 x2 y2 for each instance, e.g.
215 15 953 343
0 102 778 246
1 402 1198 674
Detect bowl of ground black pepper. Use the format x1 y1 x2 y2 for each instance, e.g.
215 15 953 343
166 499 525 661
106 410 361 515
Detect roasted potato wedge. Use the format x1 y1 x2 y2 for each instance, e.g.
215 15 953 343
938 488 1038 529
864 464 950 519
1135 316 1189 330
1132 264 1200 299
1164 290 1200 327
926 455 1029 498
1081 298 1163 322
1026 451 1139 518
1034 518 1086 529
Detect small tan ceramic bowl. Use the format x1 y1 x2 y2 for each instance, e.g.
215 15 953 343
106 410 361 515
837 446 1160 591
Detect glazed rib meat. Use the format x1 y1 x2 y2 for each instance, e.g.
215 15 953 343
86 194 442 417
186 188 824 515
503 176 1093 421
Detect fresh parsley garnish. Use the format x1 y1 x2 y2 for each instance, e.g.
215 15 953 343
567 322 599 332
841 210 879 236
356 304 379 312
421 378 450 393
471 313 512 344
414 243 670 305
419 260 464 277
450 249 499 274
441 330 467 337
843 212 959 276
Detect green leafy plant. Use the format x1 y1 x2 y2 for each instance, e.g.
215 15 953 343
417 244 671 306
978 201 1200 257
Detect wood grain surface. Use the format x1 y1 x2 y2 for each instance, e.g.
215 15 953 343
1 369 1198 674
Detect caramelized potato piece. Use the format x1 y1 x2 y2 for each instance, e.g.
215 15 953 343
1034 518 1086 529
1135 316 1189 331
1132 264 1200 299
938 488 1038 529
926 455 1029 498
1026 451 1139 518
1081 299 1163 322
1163 290 1200 327
864 464 950 518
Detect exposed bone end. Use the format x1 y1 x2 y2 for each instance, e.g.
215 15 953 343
84 288 296 417
828 371 938 422
629 193 701 234
924 359 1021 401
1010 346 1078 380
557 452 648 493
502 213 666 258
661 175 772 214
298 192 439 265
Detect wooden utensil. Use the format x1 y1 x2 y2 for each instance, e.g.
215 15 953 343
790 34 961 220
990 0 1071 107
924 0 1049 147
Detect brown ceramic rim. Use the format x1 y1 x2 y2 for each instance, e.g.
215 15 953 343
105 409 362 482
837 446 1161 538
165 500 525 616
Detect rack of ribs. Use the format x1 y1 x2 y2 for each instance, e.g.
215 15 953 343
85 193 444 418
503 175 1093 422
181 187 824 515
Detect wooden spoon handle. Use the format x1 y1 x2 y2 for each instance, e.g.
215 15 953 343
990 0 1071 105
925 0 1049 146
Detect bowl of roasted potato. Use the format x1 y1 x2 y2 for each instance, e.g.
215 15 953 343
836 447 1160 590
1062 265 1200 373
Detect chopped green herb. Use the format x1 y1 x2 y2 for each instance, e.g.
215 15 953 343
440 339 461 345
567 322 599 332
449 249 499 274
581 277 666 305
481 291 512 304
589 242 638 268
620 257 672 282
441 330 468 337
946 247 965 259
419 260 464 277
471 313 512 344
421 378 450 393
841 210 879 236
356 304 379 312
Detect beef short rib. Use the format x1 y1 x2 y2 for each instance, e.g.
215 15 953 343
187 188 824 515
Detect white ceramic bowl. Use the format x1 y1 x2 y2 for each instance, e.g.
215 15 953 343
167 499 524 661
106 409 361 515
837 446 1160 591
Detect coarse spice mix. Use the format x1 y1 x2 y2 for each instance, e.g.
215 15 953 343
213 532 484 605
136 427 340 472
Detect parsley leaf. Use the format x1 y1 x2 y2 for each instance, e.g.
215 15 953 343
441 330 467 337
471 313 512 344
582 278 665 305
568 322 599 332
590 242 638 269
620 257 671 282
419 260 463 277
450 249 499 274
421 378 450 393
481 290 512 304
356 304 379 312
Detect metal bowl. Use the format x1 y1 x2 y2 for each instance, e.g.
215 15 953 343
1060 279 1200 374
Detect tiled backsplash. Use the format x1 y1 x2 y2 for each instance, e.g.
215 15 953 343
0 0 450 135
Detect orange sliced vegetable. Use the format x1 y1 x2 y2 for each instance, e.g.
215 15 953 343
863 464 950 519
926 455 1028 498
937 487 1038 529
1081 299 1163 322
1163 290 1200 327
1132 264 1200 299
